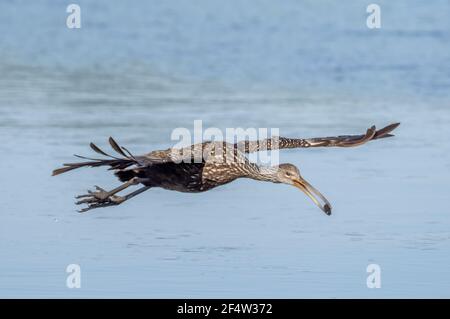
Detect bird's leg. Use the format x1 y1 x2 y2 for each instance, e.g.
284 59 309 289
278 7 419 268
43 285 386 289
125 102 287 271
112 185 151 203
77 186 151 213
75 177 148 207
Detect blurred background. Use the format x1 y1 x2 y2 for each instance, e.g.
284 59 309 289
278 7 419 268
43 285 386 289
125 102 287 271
0 0 449 297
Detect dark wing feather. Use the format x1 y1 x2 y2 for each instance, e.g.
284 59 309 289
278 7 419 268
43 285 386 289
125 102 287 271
109 137 130 158
53 137 145 176
121 146 137 161
90 142 120 159
304 123 399 147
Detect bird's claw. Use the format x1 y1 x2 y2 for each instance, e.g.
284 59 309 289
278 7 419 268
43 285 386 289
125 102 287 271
75 186 110 202
75 187 125 212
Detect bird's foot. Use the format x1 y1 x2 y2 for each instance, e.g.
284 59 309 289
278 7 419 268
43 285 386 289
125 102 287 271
75 186 125 213
76 185 111 201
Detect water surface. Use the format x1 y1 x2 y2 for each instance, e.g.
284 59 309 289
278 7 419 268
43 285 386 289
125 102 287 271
0 0 449 298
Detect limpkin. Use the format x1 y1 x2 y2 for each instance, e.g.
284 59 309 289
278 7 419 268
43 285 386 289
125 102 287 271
53 123 399 214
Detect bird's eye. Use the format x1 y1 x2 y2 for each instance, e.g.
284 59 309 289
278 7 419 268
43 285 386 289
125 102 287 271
285 172 291 177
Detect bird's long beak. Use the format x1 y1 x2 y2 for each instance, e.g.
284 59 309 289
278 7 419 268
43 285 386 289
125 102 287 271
292 178 332 215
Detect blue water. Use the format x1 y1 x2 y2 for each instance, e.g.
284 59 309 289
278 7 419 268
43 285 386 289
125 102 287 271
0 0 449 298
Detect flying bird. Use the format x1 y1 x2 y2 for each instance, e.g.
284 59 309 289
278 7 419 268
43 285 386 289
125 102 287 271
53 123 400 214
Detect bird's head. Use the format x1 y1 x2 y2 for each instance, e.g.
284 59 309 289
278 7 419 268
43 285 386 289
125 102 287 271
275 163 332 215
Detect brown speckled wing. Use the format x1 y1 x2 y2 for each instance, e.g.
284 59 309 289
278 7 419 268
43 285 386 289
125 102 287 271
237 123 399 152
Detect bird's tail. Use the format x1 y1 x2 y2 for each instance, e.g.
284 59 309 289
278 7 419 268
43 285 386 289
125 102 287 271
52 137 139 176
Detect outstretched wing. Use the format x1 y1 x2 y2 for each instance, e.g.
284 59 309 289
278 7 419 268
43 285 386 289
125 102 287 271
236 123 400 153
52 137 174 176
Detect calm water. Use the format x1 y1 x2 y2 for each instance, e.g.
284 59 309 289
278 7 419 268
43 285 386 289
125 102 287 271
0 0 449 298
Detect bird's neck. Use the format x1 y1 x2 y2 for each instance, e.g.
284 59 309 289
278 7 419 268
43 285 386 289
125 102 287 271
249 165 279 183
